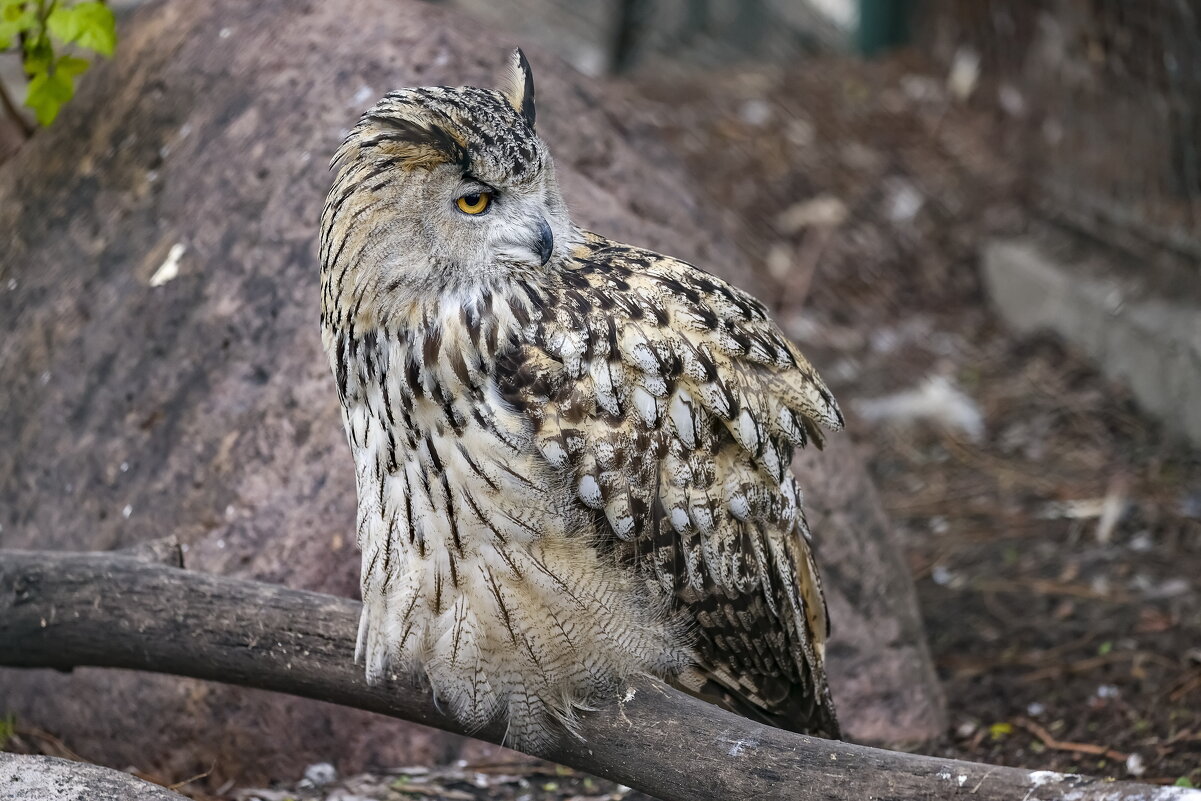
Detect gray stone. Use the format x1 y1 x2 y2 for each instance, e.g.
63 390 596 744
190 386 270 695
0 754 188 801
982 237 1201 448
0 0 942 785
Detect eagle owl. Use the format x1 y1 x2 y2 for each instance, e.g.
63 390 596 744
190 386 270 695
319 49 843 747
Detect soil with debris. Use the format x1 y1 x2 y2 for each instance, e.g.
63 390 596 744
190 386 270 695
0 724 657 801
4 51 1199 800
229 761 653 801
633 53 1201 789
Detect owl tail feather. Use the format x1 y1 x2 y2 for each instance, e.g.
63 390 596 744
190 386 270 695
356 603 391 685
673 664 842 740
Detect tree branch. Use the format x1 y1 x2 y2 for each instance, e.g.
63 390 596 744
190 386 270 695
0 549 1194 801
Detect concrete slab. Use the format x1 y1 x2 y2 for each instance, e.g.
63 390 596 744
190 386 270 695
982 237 1201 448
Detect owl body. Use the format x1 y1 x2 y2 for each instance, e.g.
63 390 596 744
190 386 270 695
320 51 842 747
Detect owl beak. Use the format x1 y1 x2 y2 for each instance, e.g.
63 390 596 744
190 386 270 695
534 218 554 266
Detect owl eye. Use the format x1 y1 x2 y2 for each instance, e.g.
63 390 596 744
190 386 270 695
455 191 493 215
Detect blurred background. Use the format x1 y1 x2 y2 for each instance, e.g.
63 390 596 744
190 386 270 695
1 0 1199 796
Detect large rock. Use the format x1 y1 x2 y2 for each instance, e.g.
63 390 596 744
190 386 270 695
0 754 189 801
0 0 943 785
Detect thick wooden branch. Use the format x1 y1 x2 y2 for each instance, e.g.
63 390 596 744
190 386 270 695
1 549 1195 801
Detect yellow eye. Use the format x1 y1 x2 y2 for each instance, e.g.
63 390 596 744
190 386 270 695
456 191 492 215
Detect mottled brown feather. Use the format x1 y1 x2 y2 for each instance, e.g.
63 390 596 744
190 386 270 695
498 233 842 737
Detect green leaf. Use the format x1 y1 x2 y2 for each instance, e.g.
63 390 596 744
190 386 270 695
1176 776 1196 788
25 66 74 125
47 2 87 40
0 2 36 51
1 0 31 24
23 35 52 74
47 1 115 56
57 53 89 77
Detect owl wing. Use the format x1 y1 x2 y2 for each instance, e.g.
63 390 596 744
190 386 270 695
497 232 843 737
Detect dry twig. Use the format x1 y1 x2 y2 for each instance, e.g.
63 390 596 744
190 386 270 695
1014 718 1129 762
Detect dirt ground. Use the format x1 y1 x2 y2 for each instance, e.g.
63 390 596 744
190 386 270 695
4 52 1199 800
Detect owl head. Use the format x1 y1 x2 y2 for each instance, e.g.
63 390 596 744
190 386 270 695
321 49 574 326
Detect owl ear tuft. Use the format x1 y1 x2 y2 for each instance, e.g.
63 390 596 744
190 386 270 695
500 47 536 130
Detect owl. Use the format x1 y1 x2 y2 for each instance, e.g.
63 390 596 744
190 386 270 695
319 49 843 748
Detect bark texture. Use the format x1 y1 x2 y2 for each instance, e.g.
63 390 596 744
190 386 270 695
0 0 940 784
